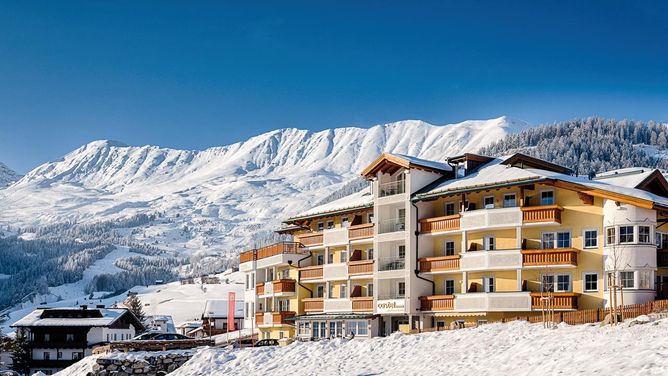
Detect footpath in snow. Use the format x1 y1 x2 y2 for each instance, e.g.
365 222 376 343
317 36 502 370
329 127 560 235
169 320 668 376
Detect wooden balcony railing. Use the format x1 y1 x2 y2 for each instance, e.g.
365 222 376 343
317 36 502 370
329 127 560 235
256 283 265 295
348 223 374 240
418 255 460 273
256 311 296 326
521 248 579 266
303 298 324 312
658 249 668 267
256 279 297 295
348 260 374 275
299 265 324 280
419 214 461 233
299 233 324 247
419 295 455 311
239 250 255 263
521 205 563 224
351 297 374 312
241 241 306 263
530 292 578 310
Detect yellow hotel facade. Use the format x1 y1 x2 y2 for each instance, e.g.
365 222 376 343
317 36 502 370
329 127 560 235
239 152 668 339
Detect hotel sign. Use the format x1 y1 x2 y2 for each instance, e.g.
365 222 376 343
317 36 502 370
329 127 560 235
376 299 406 313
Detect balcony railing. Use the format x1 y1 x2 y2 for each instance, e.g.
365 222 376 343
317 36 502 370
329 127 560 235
239 250 255 263
658 249 668 267
378 257 406 271
303 298 324 312
299 232 324 247
240 241 306 263
419 295 455 311
379 180 405 197
348 223 374 240
351 297 374 312
419 214 461 233
418 255 460 273
257 279 297 296
521 248 579 266
299 265 324 280
348 260 374 275
530 292 579 310
256 311 296 326
255 283 265 295
378 217 406 234
521 205 563 224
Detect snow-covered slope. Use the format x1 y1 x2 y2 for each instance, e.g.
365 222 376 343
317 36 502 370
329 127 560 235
0 162 20 188
0 116 528 254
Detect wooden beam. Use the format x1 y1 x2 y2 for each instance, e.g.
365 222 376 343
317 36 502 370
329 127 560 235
577 192 594 205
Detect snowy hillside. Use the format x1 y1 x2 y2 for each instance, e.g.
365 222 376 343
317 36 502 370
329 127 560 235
0 116 528 254
0 162 20 188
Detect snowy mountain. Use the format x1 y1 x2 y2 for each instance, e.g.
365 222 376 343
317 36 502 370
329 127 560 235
0 162 20 188
0 116 529 254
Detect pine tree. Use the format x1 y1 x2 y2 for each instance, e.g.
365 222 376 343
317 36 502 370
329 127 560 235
124 294 146 324
11 331 31 375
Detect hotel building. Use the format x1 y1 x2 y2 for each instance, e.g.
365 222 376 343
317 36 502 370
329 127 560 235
240 152 668 339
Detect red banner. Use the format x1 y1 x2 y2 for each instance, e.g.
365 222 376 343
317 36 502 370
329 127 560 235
228 292 236 332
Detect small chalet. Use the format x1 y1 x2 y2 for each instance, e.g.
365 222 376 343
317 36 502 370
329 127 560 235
201 300 244 336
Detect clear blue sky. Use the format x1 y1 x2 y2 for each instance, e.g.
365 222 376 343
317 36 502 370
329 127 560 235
1 1 667 172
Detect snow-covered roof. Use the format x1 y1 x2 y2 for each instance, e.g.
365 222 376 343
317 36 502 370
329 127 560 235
11 307 132 328
202 300 244 319
388 153 453 172
593 167 655 188
286 188 373 221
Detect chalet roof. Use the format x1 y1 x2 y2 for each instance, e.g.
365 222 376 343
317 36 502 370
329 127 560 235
285 188 373 223
593 167 655 187
202 300 244 319
11 307 140 328
360 152 452 179
501 153 573 175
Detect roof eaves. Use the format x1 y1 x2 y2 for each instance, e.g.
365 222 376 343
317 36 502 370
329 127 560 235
284 202 374 223
412 177 547 202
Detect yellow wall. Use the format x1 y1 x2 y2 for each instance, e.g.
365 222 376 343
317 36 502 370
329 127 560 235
430 234 463 256
468 229 517 250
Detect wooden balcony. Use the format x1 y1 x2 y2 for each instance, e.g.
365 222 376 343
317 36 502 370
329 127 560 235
299 265 324 280
351 297 374 312
257 279 297 296
256 283 265 295
299 232 324 247
419 214 461 233
418 255 460 273
419 295 455 311
303 298 324 312
521 205 563 224
241 241 306 263
658 249 668 267
348 260 374 275
239 249 255 263
256 311 296 326
521 248 579 267
530 292 578 310
348 223 374 240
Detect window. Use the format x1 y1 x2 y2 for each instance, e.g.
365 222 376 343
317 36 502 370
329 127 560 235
621 271 634 288
397 282 406 297
484 196 495 209
341 216 350 228
445 280 455 295
44 352 50 360
398 245 406 259
368 213 374 223
44 333 50 342
584 230 598 248
639 271 652 289
543 231 570 248
313 322 326 338
278 299 290 312
556 275 571 292
542 233 555 249
606 227 616 245
483 236 495 251
66 333 74 342
340 285 348 299
436 321 446 329
657 232 668 249
340 250 348 263
316 285 325 298
584 273 598 292
245 274 250 290
557 232 571 248
503 194 517 208
73 352 83 360
639 226 651 244
298 322 310 336
483 277 495 292
328 252 334 264
367 283 373 297
281 269 289 279
445 202 456 216
619 226 634 243
317 222 324 231
326 221 334 230
540 190 555 205
317 254 324 265
329 321 343 338
348 320 368 336
541 275 555 292
444 241 455 256
367 248 374 260
328 284 335 298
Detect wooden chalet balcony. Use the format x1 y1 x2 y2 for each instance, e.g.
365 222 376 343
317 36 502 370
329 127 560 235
521 205 563 224
418 255 460 273
256 311 296 326
348 223 374 240
351 297 374 312
530 292 579 310
348 260 374 275
420 214 461 233
658 249 668 267
303 298 324 312
256 282 264 295
239 249 255 263
419 295 455 311
240 241 305 263
256 279 297 296
521 248 579 267
299 232 324 247
299 265 324 280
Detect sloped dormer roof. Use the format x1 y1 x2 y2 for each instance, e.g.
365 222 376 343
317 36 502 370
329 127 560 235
360 153 452 179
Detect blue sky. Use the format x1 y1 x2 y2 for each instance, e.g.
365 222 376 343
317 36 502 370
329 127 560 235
1 1 667 172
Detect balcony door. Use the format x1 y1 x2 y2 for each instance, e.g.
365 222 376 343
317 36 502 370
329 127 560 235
483 277 495 293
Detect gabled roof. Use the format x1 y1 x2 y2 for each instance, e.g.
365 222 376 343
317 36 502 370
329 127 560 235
285 188 373 223
501 153 573 175
594 168 668 197
11 307 142 329
361 153 451 179
202 300 244 319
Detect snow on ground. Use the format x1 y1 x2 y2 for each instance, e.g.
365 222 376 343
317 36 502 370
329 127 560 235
169 320 668 376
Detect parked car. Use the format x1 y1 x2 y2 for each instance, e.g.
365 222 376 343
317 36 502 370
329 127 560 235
227 338 255 349
254 339 279 347
132 332 191 341
132 332 159 340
